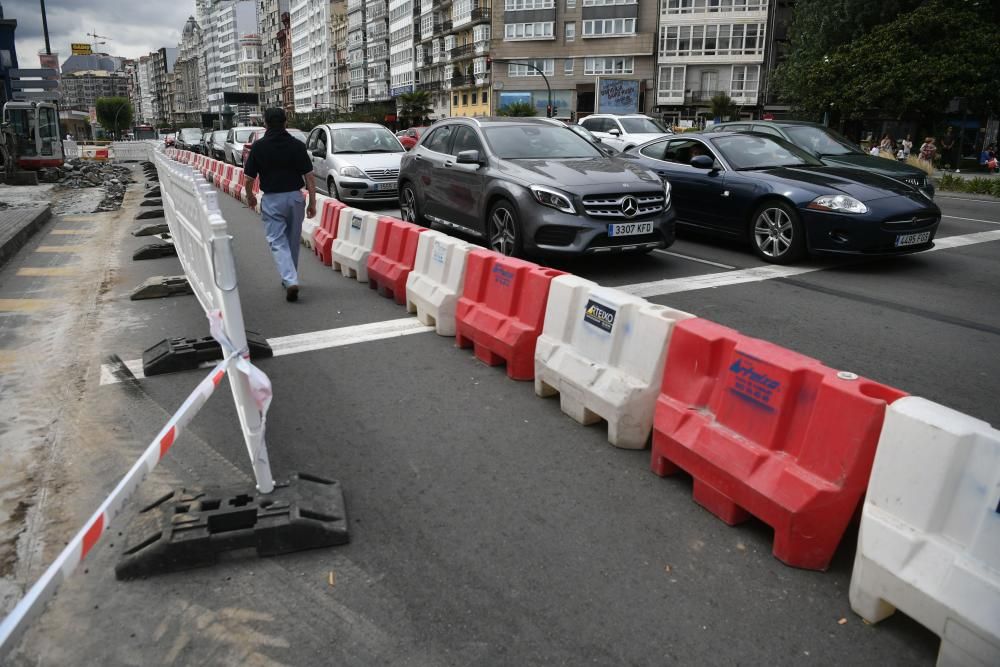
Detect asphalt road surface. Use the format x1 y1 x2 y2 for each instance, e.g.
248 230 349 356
2 175 998 665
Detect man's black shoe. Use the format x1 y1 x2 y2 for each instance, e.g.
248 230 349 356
286 284 299 302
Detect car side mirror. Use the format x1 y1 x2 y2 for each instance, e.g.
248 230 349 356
608 128 621 137
456 149 482 165
593 137 603 144
312 149 325 158
690 155 715 170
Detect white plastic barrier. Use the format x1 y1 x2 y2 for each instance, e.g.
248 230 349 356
405 229 474 336
534 275 694 449
63 139 79 158
302 192 331 248
849 397 1000 666
154 147 274 493
331 207 379 282
111 140 157 162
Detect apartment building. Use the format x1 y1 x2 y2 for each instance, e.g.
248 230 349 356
60 69 130 110
388 0 415 100
365 0 391 103
331 1 349 112
654 0 774 120
136 55 154 123
201 0 259 113
290 0 334 112
277 10 295 113
412 0 492 119
151 47 179 123
491 0 657 120
172 16 206 124
258 0 290 109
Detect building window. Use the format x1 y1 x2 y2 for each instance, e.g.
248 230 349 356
566 0 576 7
582 0 636 5
504 22 555 40
472 91 478 104
504 0 555 9
565 22 575 41
583 56 633 75
507 59 555 76
462 93 468 105
582 18 636 37
453 94 459 106
662 0 765 15
658 23 764 57
730 64 759 99
564 59 574 74
657 65 685 99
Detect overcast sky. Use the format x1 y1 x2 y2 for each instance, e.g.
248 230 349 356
4 0 194 66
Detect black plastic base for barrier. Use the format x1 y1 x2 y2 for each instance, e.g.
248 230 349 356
145 186 161 197
115 473 349 580
133 242 177 261
142 331 272 376
141 199 163 207
134 222 169 237
135 208 165 221
130 275 192 300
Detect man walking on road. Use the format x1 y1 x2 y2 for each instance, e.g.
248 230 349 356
244 108 316 302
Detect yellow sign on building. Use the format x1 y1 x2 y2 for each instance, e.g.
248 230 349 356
71 43 93 56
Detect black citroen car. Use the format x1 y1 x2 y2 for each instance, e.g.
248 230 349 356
398 117 674 257
620 132 941 264
707 120 935 199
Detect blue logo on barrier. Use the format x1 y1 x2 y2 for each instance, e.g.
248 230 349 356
728 356 781 412
492 264 514 287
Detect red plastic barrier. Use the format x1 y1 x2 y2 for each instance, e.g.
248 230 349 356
314 199 346 265
366 217 428 304
455 250 564 381
650 318 906 570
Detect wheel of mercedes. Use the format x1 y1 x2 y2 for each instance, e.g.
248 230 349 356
750 201 805 264
399 182 427 226
487 200 523 257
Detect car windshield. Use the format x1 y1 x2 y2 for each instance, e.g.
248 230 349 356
784 125 863 157
711 134 823 170
288 129 307 143
180 128 202 140
213 131 227 142
484 125 604 159
331 127 403 153
235 129 256 142
620 117 669 134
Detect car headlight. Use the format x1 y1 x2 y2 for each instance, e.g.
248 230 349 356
807 194 868 214
340 165 366 178
662 179 672 209
530 185 575 214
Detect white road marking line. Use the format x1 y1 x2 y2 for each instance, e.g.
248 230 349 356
653 250 736 270
100 317 434 385
937 195 1000 204
618 228 1000 298
942 215 1000 226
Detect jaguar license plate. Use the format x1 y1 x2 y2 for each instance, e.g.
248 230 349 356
608 222 653 237
372 182 396 192
894 231 931 247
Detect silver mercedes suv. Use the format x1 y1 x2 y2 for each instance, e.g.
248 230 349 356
398 117 675 257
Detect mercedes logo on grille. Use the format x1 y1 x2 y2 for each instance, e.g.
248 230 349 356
620 196 639 218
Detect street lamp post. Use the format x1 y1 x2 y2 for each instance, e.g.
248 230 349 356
489 58 552 117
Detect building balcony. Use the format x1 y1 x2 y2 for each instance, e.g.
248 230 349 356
470 8 490 24
451 43 475 59
684 89 758 105
441 20 453 33
451 74 475 88
417 80 443 92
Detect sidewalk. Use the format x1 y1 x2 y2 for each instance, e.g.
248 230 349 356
0 206 51 268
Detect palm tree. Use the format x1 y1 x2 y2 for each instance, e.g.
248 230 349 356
497 101 536 117
398 90 434 126
709 92 737 122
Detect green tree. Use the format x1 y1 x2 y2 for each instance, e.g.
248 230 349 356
497 101 536 117
397 90 433 126
709 92 737 121
775 0 1000 125
95 97 133 138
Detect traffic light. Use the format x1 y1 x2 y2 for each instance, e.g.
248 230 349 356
546 104 552 117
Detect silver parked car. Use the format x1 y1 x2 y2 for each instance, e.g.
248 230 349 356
224 126 264 166
210 130 228 160
306 123 405 202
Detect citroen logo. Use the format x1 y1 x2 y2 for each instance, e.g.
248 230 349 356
621 196 638 218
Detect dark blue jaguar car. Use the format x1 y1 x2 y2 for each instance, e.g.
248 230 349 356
620 132 940 264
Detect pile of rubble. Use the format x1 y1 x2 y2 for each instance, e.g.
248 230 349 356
38 159 134 212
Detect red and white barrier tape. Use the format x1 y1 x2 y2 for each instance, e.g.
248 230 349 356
0 341 243 654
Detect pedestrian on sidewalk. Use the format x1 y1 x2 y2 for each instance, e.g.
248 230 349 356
919 136 937 165
902 134 913 159
243 108 317 302
940 127 957 170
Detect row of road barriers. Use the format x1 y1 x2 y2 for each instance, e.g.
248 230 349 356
168 147 1000 666
62 139 158 162
0 144 348 657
